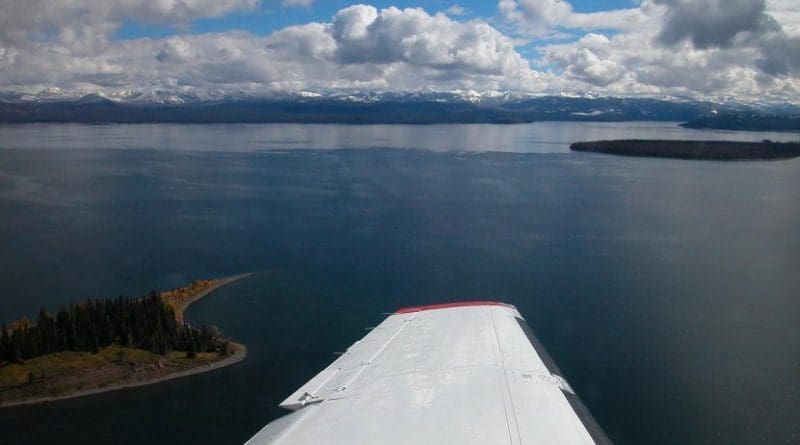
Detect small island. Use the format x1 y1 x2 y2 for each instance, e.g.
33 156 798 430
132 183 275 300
570 139 800 160
0 274 250 408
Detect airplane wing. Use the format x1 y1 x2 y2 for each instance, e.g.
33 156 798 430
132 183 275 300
245 301 610 444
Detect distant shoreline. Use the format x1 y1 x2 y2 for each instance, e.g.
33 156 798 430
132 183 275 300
0 273 252 409
570 139 800 160
0 95 770 126
681 114 800 132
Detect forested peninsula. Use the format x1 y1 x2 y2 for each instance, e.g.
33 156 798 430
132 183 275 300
0 274 250 408
681 113 800 131
570 140 800 160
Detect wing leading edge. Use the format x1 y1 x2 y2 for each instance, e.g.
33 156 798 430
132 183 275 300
246 301 611 445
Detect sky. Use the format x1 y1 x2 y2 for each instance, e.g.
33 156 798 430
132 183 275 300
1 0 799 100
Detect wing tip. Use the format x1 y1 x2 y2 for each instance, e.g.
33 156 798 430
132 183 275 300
394 301 515 314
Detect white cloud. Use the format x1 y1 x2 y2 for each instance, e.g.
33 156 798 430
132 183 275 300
569 49 624 86
0 0 259 44
261 5 545 90
445 5 468 16
498 0 647 36
549 35 626 87
508 0 800 99
326 5 528 76
0 4 548 93
536 6 800 100
768 0 800 35
281 0 314 7
651 0 800 76
0 1 798 100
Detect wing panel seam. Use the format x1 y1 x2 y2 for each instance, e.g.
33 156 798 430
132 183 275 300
488 306 523 445
338 311 418 391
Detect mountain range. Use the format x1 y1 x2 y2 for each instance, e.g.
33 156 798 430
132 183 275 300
1 89 798 130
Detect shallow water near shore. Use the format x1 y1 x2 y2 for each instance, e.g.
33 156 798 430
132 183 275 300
0 122 798 444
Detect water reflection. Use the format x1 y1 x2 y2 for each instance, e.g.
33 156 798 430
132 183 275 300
0 121 797 153
0 124 797 445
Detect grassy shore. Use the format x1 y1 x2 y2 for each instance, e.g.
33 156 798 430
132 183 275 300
0 273 251 408
0 342 246 408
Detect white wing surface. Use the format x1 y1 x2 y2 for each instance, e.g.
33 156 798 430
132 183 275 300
246 301 610 445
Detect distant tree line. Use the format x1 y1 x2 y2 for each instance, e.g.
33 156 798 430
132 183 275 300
0 292 228 363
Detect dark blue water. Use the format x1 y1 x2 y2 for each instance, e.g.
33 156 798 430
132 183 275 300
0 123 798 444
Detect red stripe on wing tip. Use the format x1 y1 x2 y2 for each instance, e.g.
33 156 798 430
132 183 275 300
394 301 511 314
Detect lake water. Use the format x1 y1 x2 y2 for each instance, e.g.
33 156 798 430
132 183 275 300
0 122 798 444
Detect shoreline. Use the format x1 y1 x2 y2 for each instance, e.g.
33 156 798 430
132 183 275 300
0 342 247 409
176 272 253 318
0 272 253 409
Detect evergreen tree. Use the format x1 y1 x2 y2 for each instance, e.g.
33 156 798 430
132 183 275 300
0 290 227 362
0 323 9 361
186 338 196 359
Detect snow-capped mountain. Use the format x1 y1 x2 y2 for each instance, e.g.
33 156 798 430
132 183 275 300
2 86 798 111
1 87 797 128
0 87 664 105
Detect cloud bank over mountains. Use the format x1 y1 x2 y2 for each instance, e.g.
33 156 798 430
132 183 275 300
0 0 798 101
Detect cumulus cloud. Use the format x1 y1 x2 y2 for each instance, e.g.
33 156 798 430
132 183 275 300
757 33 800 75
543 34 625 86
0 3 545 93
565 48 625 86
498 0 647 36
326 5 527 76
653 0 800 76
0 0 259 46
0 0 799 100
536 0 800 99
261 5 542 89
654 0 779 48
768 0 800 34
